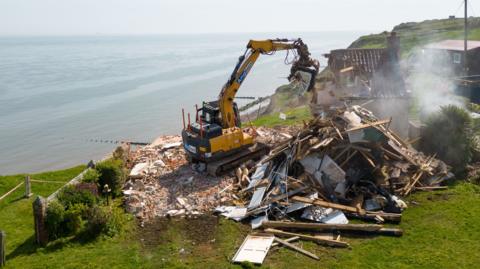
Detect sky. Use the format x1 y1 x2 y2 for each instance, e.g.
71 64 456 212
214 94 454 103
0 0 478 35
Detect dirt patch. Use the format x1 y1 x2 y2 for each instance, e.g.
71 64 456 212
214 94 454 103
137 215 219 250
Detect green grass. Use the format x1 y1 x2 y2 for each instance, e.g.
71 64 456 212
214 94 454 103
251 106 311 127
137 182 480 269
0 166 141 269
2 166 480 268
349 17 480 56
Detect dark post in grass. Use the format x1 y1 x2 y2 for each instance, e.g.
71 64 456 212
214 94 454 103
25 175 32 198
33 197 48 246
0 230 5 267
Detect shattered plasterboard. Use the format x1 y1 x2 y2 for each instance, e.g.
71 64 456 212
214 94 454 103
214 206 247 221
251 214 268 229
232 234 275 264
130 162 148 176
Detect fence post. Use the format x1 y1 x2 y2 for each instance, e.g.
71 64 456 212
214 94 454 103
25 175 32 198
33 197 48 246
0 230 5 267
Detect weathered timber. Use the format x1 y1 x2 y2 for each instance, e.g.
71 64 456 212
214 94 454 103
291 196 366 215
263 221 382 232
273 237 319 260
33 196 48 246
264 228 350 248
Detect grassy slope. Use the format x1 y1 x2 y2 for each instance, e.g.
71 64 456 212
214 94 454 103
350 18 480 54
0 166 141 269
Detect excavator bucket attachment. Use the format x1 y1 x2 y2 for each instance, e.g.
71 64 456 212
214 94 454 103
289 67 318 95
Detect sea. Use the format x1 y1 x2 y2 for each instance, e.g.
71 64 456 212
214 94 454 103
0 32 366 175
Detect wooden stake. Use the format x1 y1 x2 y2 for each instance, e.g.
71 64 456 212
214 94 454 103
264 228 349 248
273 237 319 260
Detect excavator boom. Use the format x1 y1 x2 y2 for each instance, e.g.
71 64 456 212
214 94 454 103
219 38 319 128
182 38 319 175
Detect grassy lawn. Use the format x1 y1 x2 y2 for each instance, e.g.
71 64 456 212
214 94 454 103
1 167 480 268
0 166 140 269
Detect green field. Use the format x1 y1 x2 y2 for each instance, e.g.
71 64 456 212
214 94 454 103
350 17 480 55
1 166 480 268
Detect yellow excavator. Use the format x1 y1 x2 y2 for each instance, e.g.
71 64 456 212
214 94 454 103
181 38 319 175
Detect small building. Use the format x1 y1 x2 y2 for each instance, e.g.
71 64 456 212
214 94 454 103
423 40 480 76
323 32 406 97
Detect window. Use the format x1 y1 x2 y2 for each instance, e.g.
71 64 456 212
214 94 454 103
453 52 462 64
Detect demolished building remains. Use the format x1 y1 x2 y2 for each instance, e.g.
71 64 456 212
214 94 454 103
125 102 451 264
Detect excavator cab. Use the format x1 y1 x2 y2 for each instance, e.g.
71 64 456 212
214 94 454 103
182 101 242 164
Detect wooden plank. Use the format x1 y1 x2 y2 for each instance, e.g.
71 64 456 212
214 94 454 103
264 221 403 237
264 228 349 248
291 196 366 215
346 119 391 132
271 236 300 247
263 221 382 232
273 237 319 260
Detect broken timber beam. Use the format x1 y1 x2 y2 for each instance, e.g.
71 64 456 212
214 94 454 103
264 221 382 232
291 196 366 215
264 228 349 248
263 221 403 237
271 236 300 247
273 237 319 260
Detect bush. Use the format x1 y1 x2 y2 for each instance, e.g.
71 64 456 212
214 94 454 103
96 159 125 197
420 105 475 173
82 169 100 184
63 203 87 235
57 184 98 209
45 200 66 240
83 205 125 238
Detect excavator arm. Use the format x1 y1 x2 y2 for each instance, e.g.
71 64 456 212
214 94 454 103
218 38 319 128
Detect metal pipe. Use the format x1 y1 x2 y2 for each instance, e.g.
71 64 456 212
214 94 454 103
465 0 468 75
182 108 186 130
199 115 204 138
195 104 199 122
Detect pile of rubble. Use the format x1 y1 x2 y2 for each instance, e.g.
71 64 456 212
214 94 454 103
123 128 297 221
123 104 453 263
224 105 453 264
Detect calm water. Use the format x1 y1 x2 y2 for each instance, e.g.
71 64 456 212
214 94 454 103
0 32 364 174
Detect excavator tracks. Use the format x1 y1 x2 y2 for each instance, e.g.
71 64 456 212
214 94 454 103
206 143 269 176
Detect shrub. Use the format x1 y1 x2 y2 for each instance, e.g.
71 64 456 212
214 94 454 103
420 105 475 173
96 159 125 197
82 169 100 184
63 203 87 235
45 200 66 240
57 184 98 209
83 205 124 238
